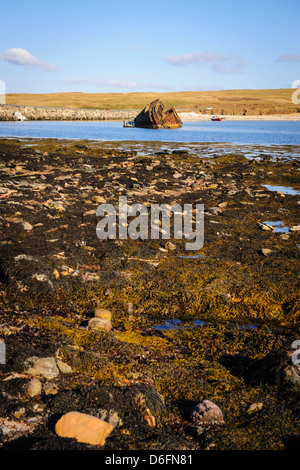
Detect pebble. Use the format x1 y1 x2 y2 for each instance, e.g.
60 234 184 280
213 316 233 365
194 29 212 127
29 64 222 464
260 248 272 256
284 365 300 385
14 254 38 262
257 222 274 231
191 181 203 189
247 402 263 413
43 382 58 396
94 308 112 321
14 407 26 419
83 209 96 217
26 378 42 397
88 317 112 332
0 419 35 439
52 201 65 211
84 272 100 281
53 268 60 279
190 399 224 426
32 273 49 282
55 411 114 446
208 206 222 215
32 403 46 414
97 409 123 428
56 359 73 374
127 302 134 314
22 221 33 231
92 195 106 204
290 225 300 232
24 356 60 379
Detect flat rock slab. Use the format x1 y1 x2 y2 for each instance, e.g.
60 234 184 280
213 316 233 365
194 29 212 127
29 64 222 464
24 356 60 379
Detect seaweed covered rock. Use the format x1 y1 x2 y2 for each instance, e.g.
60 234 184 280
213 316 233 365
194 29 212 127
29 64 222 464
1 253 57 293
48 381 166 433
130 383 166 426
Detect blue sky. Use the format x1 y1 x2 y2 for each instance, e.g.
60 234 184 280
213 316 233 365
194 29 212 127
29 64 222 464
0 0 299 93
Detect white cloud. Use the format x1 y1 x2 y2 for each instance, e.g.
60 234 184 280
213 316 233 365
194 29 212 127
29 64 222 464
0 48 58 71
61 78 142 88
61 78 94 85
98 79 144 89
164 50 246 74
165 51 222 66
61 77 172 91
276 54 300 63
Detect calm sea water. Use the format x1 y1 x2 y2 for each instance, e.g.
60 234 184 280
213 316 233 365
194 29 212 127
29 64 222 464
0 120 299 146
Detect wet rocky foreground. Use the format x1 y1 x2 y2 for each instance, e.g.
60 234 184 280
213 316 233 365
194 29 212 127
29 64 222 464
0 137 299 451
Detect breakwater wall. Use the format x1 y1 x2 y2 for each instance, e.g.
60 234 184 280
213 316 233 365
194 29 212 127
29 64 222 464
0 104 137 121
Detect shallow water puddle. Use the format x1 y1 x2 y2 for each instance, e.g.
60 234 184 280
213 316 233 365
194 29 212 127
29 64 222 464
263 220 289 233
152 318 207 331
262 184 300 196
152 319 277 333
177 254 207 260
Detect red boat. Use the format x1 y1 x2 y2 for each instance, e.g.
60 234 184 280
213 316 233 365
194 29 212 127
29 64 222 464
211 115 226 121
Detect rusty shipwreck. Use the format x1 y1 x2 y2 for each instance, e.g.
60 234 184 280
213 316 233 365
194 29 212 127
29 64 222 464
133 99 182 129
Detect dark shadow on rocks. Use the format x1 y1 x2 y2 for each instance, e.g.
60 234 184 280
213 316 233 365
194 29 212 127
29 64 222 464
282 435 300 450
246 350 288 385
219 353 253 381
173 399 197 422
1 435 42 450
0 258 8 284
219 348 293 386
46 412 64 433
1 430 94 450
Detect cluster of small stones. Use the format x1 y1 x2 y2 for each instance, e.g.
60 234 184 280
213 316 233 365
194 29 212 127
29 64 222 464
88 308 113 332
23 356 73 398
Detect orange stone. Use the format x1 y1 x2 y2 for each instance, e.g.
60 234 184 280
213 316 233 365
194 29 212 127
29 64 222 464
94 308 112 320
55 411 114 446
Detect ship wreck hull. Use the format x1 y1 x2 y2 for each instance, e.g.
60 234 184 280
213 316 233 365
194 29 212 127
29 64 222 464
134 99 182 129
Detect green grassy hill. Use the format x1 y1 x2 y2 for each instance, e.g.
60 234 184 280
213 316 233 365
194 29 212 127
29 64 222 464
6 88 299 116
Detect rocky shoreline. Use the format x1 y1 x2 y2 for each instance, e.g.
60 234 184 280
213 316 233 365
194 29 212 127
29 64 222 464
0 137 299 450
0 105 136 122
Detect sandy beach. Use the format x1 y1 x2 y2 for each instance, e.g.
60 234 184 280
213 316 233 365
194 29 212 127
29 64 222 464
179 112 300 121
